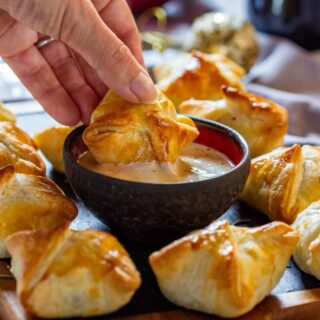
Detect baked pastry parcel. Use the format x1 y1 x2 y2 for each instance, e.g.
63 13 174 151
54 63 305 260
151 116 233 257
34 126 73 173
0 103 16 123
154 51 245 106
241 145 320 223
149 220 298 318
83 90 199 164
5 224 141 318
179 86 288 157
293 201 320 280
0 165 77 258
0 121 45 175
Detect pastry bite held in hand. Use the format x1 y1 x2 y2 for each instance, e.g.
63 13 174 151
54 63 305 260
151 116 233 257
0 165 77 258
240 145 320 223
83 90 199 164
34 126 73 173
80 90 238 183
5 224 141 318
179 86 288 157
0 102 16 123
154 51 245 106
149 220 298 318
293 201 320 280
0 121 45 175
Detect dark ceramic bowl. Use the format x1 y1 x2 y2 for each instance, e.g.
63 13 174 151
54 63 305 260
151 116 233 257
63 118 250 244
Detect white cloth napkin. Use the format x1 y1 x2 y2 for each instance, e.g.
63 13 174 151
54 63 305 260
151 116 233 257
246 34 320 145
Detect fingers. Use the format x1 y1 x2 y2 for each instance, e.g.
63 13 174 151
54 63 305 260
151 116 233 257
4 45 81 125
0 10 37 57
93 0 145 67
59 0 156 103
39 41 100 124
2 0 157 103
71 50 108 98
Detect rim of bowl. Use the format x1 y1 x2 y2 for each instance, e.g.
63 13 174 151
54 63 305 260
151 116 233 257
63 117 250 189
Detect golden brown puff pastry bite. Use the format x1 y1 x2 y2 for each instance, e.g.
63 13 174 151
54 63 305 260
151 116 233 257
0 102 16 123
34 126 73 173
179 86 288 157
5 224 141 318
0 165 77 258
0 121 45 175
153 51 245 106
293 201 320 280
149 220 298 318
240 145 320 223
83 90 199 164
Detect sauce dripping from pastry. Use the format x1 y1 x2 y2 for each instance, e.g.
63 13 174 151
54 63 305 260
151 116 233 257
78 143 234 183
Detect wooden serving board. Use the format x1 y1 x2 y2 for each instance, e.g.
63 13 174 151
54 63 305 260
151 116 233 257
1 262 320 320
0 112 320 320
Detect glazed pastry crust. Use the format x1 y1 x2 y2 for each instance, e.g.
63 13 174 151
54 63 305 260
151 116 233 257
154 51 245 106
5 224 141 318
0 121 45 175
293 201 320 280
0 103 16 123
240 145 320 223
34 126 73 173
149 220 298 318
0 165 77 258
83 90 199 164
179 86 288 157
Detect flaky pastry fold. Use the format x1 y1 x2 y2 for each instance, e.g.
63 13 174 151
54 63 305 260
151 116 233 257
179 86 288 157
5 224 141 318
83 90 198 164
150 220 298 318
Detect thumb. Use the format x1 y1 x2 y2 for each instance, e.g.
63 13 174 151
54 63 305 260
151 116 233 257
1 0 157 103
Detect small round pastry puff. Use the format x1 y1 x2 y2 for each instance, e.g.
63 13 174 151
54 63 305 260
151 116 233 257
149 220 298 318
0 102 16 123
293 201 320 280
5 224 141 318
34 126 73 173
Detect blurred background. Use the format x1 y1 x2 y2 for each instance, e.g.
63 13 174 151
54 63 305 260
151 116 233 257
1 0 320 143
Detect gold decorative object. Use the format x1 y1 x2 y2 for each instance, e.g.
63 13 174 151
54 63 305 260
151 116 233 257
184 12 259 71
139 9 259 71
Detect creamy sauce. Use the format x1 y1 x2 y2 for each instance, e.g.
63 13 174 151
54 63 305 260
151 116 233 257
78 143 234 184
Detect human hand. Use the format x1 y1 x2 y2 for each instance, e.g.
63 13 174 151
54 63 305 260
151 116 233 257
0 0 157 125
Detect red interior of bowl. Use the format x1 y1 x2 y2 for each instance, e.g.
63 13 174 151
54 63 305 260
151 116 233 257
195 127 244 165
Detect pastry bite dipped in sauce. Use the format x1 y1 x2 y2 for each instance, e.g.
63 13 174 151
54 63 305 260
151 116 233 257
64 116 250 243
83 90 199 164
154 51 245 106
149 220 299 318
240 145 320 224
0 121 46 175
5 224 141 318
179 86 288 157
81 90 235 183
0 165 77 258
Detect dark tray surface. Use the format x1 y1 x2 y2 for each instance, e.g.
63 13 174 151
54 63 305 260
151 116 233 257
15 112 320 319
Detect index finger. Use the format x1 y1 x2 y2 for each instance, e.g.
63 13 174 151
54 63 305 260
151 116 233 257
92 0 145 67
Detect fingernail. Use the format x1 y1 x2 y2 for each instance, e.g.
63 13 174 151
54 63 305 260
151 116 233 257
130 72 158 103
